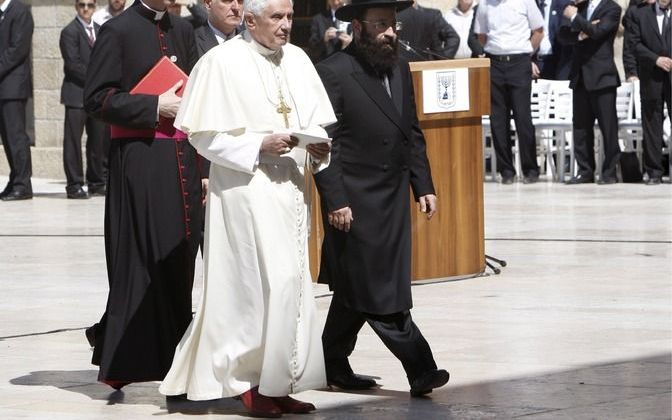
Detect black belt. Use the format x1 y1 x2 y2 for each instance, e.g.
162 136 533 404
486 53 529 62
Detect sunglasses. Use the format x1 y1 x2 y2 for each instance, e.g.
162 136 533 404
77 3 96 8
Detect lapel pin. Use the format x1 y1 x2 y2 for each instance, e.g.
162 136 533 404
170 55 178 63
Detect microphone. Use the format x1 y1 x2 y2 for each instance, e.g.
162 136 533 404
423 48 450 60
398 39 429 60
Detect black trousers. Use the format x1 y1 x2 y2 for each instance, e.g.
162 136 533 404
572 81 620 179
489 54 539 178
0 99 32 192
63 107 106 191
322 295 437 384
641 76 672 179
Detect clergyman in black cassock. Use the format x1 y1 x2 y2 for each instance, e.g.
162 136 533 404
314 0 449 398
83 0 202 387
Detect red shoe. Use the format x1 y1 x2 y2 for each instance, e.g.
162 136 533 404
272 396 316 414
101 379 131 390
235 387 282 418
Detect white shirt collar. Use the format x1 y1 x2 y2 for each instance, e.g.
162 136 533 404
208 20 235 44
0 0 13 13
453 2 475 17
76 15 94 31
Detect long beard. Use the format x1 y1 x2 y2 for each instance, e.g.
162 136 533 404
356 28 399 75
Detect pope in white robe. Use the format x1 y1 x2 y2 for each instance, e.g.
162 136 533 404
159 0 336 412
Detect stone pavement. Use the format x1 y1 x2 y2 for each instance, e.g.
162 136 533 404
0 177 670 419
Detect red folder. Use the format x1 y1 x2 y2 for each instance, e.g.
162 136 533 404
126 56 188 138
131 56 188 97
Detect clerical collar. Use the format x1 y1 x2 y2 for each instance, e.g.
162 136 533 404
243 30 284 62
139 0 166 21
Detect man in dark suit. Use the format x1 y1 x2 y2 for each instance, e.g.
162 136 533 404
194 0 242 57
314 0 449 398
622 0 654 82
0 0 34 201
60 0 107 199
627 0 671 185
559 0 622 184
308 0 352 63
397 0 460 61
534 0 574 79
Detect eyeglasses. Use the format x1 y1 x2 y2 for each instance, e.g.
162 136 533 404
360 20 403 31
77 3 96 8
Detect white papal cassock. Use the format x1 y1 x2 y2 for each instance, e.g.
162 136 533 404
158 31 336 400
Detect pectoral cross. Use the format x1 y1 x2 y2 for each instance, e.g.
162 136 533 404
276 92 292 128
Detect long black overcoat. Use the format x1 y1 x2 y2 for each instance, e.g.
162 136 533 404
314 46 435 315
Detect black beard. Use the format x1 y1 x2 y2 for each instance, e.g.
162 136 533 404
356 28 399 75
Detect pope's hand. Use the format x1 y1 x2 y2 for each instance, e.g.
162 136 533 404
418 194 437 219
158 80 183 118
260 133 298 155
306 142 331 160
328 206 353 232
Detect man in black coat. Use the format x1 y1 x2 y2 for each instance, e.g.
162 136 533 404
314 0 449 398
83 0 202 390
627 0 671 185
397 0 460 61
194 0 242 59
60 0 107 199
559 0 622 184
0 0 33 201
622 0 654 82
308 0 352 63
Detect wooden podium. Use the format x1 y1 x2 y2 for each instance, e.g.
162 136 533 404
408 58 490 280
308 58 490 282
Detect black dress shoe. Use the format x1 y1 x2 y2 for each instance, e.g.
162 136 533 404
565 174 594 185
501 176 515 185
0 185 10 199
645 177 661 185
597 177 617 185
1 189 33 201
88 185 106 196
522 174 539 184
410 369 450 397
67 187 89 199
327 372 377 390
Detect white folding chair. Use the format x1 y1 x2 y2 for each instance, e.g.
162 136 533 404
534 80 574 182
481 115 498 181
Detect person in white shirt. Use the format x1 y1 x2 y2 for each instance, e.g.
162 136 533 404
444 0 479 59
92 0 125 26
474 0 544 184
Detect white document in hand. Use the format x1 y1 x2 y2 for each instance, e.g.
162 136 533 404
290 131 331 149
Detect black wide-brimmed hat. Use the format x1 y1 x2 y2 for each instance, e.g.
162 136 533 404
335 0 413 22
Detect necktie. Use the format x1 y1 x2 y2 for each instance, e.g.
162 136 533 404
86 26 95 47
538 0 545 18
